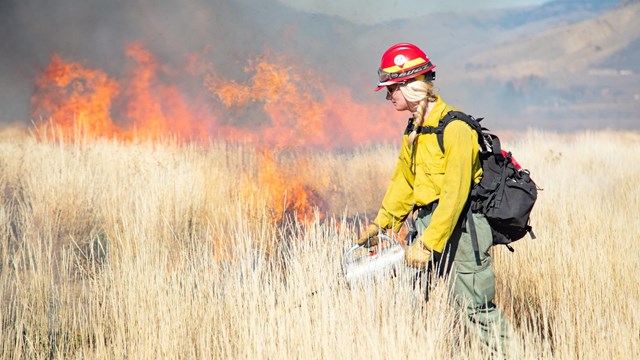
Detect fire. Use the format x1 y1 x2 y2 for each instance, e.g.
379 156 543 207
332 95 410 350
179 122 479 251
209 53 399 148
32 43 215 141
123 43 211 140
30 44 401 223
31 54 120 137
243 149 327 223
33 46 399 147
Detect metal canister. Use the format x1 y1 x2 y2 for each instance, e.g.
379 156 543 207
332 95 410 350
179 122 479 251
342 234 405 287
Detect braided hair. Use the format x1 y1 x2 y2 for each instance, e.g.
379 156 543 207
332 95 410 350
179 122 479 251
401 79 437 147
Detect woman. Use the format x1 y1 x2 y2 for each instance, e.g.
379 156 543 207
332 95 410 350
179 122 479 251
357 43 511 354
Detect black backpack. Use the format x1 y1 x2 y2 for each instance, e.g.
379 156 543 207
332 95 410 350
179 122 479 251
415 111 538 262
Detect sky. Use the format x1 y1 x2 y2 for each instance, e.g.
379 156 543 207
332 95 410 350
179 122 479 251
276 0 552 24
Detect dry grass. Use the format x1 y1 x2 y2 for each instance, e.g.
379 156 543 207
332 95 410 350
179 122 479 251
1 129 639 359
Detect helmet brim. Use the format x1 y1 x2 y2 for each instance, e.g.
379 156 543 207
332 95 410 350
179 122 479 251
374 81 396 92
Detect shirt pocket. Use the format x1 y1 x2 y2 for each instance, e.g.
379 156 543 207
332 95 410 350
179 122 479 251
415 137 445 175
413 139 445 197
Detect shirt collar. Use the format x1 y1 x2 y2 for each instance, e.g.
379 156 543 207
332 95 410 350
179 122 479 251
423 94 450 127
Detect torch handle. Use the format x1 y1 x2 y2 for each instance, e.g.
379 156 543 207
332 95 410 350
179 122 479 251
343 234 398 267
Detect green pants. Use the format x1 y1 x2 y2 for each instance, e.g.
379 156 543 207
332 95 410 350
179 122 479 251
415 209 512 355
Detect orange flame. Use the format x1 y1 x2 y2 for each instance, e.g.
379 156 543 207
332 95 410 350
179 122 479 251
31 45 403 223
209 53 398 148
31 54 120 137
243 149 327 223
33 46 400 146
123 43 211 140
32 43 215 140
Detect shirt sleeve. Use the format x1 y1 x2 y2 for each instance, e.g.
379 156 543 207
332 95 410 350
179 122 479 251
373 138 415 232
420 120 477 252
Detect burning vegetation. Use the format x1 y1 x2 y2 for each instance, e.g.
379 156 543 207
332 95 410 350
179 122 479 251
242 149 329 223
29 43 396 223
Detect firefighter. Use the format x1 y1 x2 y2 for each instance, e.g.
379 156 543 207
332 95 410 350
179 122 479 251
357 43 512 355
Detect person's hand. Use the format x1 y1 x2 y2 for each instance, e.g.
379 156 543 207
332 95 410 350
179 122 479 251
404 239 432 269
356 224 381 248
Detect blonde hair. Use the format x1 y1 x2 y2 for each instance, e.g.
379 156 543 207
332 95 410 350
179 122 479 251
401 79 437 146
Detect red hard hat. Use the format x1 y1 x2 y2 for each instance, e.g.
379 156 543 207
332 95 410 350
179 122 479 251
375 43 436 91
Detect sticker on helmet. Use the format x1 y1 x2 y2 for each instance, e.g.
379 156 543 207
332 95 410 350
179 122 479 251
394 55 407 67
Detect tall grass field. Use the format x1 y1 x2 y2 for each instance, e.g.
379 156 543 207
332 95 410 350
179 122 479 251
1 129 639 359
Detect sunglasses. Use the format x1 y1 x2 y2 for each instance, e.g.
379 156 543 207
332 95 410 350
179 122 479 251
386 84 401 98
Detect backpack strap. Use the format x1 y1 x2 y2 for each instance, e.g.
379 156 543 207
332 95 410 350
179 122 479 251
466 206 482 266
403 117 415 135
416 111 486 154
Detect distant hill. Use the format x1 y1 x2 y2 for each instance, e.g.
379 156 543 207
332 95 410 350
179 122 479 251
320 0 630 113
446 1 640 130
463 1 640 78
495 0 620 29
